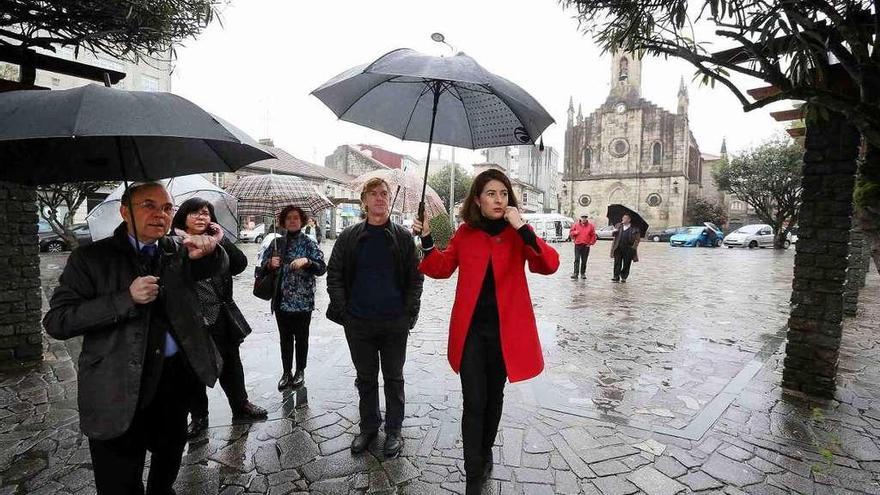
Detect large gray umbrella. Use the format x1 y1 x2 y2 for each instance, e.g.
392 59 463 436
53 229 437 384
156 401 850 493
0 84 272 185
312 48 554 218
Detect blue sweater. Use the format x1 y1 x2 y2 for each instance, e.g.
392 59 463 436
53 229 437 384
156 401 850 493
348 223 404 320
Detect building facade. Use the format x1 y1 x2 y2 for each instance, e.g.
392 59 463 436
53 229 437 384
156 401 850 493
562 52 703 230
480 145 559 213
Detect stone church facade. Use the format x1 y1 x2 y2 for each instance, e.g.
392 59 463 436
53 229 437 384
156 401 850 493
563 52 703 230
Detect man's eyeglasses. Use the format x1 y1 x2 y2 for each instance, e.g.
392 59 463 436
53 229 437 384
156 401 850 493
135 201 176 215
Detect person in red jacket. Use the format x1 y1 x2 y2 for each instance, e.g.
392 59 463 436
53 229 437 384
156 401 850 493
413 169 559 495
568 214 597 279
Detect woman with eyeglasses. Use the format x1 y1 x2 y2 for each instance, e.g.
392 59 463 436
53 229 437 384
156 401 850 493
171 198 267 439
413 169 559 495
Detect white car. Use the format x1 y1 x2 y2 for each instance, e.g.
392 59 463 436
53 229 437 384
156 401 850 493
239 223 266 243
723 224 778 249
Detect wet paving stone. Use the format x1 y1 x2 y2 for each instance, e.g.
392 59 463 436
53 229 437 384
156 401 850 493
4 244 878 494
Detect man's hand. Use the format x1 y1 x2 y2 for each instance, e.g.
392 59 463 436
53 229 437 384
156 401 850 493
130 276 160 304
504 206 525 229
175 222 223 259
269 256 282 270
289 257 310 270
412 219 431 237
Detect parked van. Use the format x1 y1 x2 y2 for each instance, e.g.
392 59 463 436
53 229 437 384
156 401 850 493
522 213 574 242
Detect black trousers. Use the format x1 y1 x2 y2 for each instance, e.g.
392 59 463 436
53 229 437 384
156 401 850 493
88 354 197 495
613 246 635 280
190 323 248 417
460 325 507 480
275 311 312 373
573 244 591 275
344 316 409 433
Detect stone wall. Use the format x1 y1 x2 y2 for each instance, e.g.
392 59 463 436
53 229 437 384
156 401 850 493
782 113 860 398
844 227 867 316
0 182 42 362
324 145 386 177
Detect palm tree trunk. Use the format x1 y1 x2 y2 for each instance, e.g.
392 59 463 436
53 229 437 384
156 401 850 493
856 143 880 275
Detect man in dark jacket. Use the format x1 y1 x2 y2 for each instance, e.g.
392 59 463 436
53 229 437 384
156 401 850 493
43 182 227 494
610 213 641 283
326 178 423 459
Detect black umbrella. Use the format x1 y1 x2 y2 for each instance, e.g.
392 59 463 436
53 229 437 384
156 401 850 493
312 48 554 219
606 204 649 238
0 84 272 185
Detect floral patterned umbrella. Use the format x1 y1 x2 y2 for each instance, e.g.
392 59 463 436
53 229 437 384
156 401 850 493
348 168 446 219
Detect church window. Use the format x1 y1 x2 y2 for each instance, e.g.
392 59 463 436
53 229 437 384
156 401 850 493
652 142 662 165
646 193 662 207
583 148 592 170
619 58 629 82
578 195 592 207
610 138 629 157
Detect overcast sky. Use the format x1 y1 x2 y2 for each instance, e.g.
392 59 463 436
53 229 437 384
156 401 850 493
171 0 793 170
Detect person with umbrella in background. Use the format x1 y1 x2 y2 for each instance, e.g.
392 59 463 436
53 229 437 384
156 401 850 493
611 213 641 283
171 198 268 439
43 182 228 494
326 178 424 459
569 214 597 280
413 169 559 495
258 206 327 391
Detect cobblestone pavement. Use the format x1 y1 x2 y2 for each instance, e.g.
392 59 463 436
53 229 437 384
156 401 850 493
2 239 879 494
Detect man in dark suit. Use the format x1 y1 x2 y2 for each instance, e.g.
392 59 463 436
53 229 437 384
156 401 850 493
610 213 641 283
43 182 227 494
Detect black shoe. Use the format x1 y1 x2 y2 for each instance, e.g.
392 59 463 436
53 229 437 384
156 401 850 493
292 369 305 388
351 431 377 454
186 415 208 439
465 478 483 495
277 372 293 391
621 278 627 283
570 273 578 279
612 278 620 283
232 401 268 420
580 274 587 280
384 431 403 458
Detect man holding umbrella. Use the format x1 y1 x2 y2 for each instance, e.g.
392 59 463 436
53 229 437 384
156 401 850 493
610 213 641 283
43 182 228 494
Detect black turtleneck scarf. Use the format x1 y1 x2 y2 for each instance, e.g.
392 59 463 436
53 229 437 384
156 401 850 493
469 218 541 335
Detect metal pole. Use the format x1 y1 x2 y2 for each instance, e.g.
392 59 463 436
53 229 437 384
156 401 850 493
449 147 455 228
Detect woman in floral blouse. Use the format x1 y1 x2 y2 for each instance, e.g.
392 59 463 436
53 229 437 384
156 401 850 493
258 205 327 390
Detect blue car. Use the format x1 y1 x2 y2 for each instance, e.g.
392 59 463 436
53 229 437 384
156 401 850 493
669 223 724 247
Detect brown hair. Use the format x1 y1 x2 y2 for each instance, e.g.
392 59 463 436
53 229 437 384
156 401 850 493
360 177 391 214
278 205 308 229
459 169 519 227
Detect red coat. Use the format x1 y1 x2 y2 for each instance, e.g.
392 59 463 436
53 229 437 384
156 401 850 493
419 224 560 382
569 221 597 245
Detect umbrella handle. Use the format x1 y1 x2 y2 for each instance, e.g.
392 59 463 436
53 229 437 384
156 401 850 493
417 201 425 223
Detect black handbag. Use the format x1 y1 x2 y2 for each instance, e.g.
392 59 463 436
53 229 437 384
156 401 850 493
221 300 252 341
253 269 276 301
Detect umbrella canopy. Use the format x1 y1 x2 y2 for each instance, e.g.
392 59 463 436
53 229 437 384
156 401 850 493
87 174 239 242
0 84 273 185
225 174 334 220
312 48 554 150
348 168 446 219
313 48 554 219
606 204 650 238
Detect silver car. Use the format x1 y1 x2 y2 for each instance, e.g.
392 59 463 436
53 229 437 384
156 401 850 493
723 224 774 249
596 225 616 240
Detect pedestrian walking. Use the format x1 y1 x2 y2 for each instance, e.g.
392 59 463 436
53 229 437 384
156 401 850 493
43 182 227 494
610 213 641 283
326 177 423 459
303 218 319 243
413 169 559 495
171 198 267 439
257 206 327 390
569 214 597 279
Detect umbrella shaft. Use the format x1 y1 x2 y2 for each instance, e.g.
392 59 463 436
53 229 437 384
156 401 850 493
419 82 442 221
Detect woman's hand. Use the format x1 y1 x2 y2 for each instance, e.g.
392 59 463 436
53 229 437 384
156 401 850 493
269 256 281 270
412 219 431 237
504 206 525 229
289 257 310 270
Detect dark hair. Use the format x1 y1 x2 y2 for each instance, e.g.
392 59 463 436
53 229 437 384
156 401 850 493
459 169 519 227
171 197 217 232
278 205 308 229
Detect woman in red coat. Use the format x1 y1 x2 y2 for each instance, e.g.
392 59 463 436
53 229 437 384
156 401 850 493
413 169 559 494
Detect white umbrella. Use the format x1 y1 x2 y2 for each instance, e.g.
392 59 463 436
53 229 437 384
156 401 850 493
86 174 239 242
